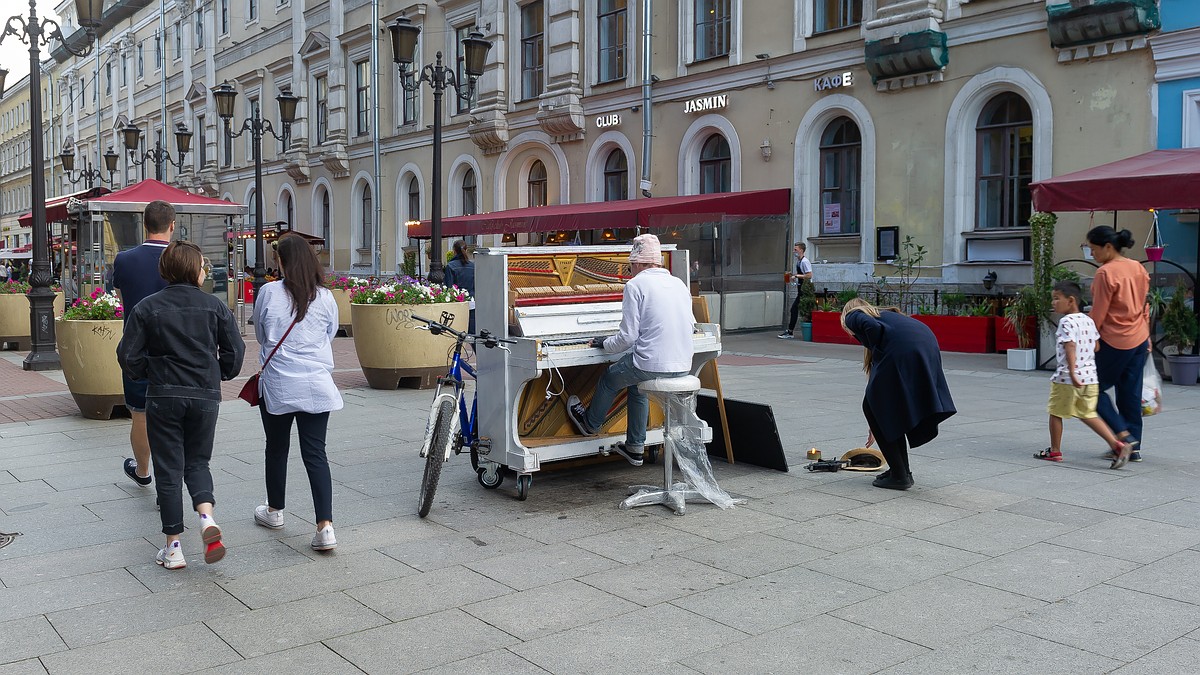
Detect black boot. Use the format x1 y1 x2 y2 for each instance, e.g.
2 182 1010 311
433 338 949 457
872 471 913 490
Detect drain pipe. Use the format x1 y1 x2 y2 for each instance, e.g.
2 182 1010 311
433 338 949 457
370 0 383 276
639 0 653 205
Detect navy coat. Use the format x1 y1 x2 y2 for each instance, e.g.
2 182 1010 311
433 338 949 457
845 310 956 448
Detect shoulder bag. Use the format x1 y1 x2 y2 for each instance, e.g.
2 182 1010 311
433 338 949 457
238 318 298 406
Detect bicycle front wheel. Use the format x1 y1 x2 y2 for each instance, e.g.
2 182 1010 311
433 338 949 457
418 398 456 518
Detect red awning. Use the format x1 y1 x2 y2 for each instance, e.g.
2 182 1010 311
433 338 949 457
17 186 110 227
1030 149 1200 212
407 189 792 238
84 179 246 215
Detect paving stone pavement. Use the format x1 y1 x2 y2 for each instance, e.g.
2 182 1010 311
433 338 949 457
1 333 1199 674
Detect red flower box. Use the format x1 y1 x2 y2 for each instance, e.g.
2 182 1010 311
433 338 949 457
810 310 859 345
913 315 996 353
995 316 1036 353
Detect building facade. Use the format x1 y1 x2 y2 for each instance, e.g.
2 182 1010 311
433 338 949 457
1 73 34 253
44 0 1162 288
1151 0 1199 275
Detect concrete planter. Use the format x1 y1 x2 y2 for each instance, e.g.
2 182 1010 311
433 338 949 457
1007 348 1038 371
350 301 469 389
330 288 354 336
0 292 65 349
56 318 126 419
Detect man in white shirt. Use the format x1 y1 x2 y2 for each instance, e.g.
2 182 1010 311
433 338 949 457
566 234 694 465
778 242 813 339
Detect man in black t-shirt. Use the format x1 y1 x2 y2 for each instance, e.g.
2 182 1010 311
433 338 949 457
112 200 174 489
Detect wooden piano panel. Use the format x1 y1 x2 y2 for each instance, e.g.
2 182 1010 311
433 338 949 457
516 364 665 442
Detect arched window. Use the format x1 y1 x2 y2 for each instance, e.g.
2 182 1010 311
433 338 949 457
360 184 373 256
461 169 477 215
407 176 420 222
528 160 548 207
603 149 628 201
320 188 331 247
976 92 1033 230
280 191 294 231
698 134 731 194
818 116 862 235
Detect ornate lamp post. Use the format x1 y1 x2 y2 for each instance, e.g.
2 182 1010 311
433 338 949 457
1 0 103 371
388 17 491 283
211 82 297 299
60 145 119 188
121 122 192 181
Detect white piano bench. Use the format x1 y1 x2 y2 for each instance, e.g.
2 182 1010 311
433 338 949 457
620 375 707 515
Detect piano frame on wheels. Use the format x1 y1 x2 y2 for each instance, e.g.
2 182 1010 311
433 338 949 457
473 245 721 497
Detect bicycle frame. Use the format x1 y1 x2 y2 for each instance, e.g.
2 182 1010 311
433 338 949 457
418 334 478 462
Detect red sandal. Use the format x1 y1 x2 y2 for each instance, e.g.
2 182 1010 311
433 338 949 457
1036 448 1063 462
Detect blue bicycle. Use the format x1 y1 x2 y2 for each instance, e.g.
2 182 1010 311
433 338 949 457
411 312 514 518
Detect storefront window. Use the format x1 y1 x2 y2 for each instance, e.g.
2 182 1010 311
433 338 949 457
528 160 548 207
699 134 731 194
819 116 861 235
976 92 1033 230
694 0 731 61
603 149 628 201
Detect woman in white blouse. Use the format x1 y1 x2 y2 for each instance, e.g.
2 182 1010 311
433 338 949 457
251 234 344 551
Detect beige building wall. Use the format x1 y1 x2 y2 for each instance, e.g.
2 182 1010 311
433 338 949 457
44 0 1157 291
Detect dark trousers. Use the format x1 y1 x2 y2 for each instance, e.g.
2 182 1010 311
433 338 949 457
787 294 802 331
864 402 910 476
148 397 220 535
1095 339 1148 443
260 408 334 523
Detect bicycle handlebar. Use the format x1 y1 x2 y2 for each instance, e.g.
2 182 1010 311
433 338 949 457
409 315 517 349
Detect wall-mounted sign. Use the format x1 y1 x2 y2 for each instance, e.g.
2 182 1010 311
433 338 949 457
822 203 842 234
683 93 729 114
596 114 621 128
814 71 854 92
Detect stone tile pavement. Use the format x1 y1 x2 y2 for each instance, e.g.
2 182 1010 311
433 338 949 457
1 332 1199 674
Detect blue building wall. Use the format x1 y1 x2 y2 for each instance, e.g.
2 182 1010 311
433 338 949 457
1161 0 1200 32
1155 0 1200 275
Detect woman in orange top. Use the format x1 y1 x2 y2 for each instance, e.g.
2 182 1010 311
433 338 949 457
1085 226 1150 461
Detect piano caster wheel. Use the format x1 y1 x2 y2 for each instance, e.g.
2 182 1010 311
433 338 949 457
645 447 659 465
516 474 532 501
477 465 503 489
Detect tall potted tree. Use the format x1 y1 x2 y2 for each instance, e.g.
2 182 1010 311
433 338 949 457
1160 282 1199 386
1003 287 1040 370
57 289 126 419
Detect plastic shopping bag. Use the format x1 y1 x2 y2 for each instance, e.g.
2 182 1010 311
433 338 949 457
1142 357 1163 416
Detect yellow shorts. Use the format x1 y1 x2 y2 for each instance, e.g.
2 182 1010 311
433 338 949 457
1047 382 1099 419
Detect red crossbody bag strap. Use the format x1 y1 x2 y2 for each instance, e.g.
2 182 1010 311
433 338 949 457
259 319 298 375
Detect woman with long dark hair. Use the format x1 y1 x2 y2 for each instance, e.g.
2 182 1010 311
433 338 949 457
1085 226 1150 461
840 298 957 489
443 240 476 332
251 233 343 551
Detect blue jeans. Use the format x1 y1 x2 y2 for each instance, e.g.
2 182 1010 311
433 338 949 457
1095 339 1148 444
583 353 687 448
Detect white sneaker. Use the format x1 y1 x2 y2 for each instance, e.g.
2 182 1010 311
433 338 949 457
254 504 284 529
312 525 337 551
155 543 186 570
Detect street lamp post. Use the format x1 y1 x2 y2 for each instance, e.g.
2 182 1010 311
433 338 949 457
210 83 297 300
388 17 491 284
60 145 119 188
1 0 103 371
122 122 192 182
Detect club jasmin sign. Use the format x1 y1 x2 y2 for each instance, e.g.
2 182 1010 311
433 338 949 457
683 94 729 114
596 114 622 128
814 71 854 92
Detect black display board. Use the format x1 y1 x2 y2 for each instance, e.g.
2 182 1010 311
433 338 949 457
696 394 789 472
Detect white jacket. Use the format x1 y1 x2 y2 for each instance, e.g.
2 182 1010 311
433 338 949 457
601 268 695 373
252 282 344 415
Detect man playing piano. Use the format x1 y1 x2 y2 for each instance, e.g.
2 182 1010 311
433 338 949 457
565 234 695 465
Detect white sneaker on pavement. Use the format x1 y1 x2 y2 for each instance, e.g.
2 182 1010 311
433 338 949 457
155 542 186 570
312 525 337 551
254 504 284 529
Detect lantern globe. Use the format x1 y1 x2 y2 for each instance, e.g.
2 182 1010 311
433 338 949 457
59 148 75 172
121 124 141 152
388 16 421 66
212 82 238 120
462 31 492 78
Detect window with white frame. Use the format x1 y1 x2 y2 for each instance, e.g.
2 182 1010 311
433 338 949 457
220 0 229 35
402 63 419 126
120 53 128 86
461 169 477 215
603 149 628 200
195 8 204 48
174 21 182 60
360 183 374 255
598 0 627 83
975 93 1032 230
819 116 861 235
454 25 478 114
355 60 370 136
521 2 545 100
136 42 144 79
248 0 258 23
814 0 862 33
699 134 731 194
407 177 420 222
1182 90 1200 148
154 34 162 69
197 114 207 167
694 0 731 61
528 160 548 206
105 62 112 95
314 74 328 144
320 188 331 246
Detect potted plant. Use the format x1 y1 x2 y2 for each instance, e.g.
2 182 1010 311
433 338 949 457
0 280 66 350
796 278 816 341
1144 209 1166 262
1002 287 1040 370
1160 282 1199 386
326 274 370 337
57 288 126 419
349 277 470 389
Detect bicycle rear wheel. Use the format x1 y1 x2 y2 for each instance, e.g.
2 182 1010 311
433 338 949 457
418 399 456 518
